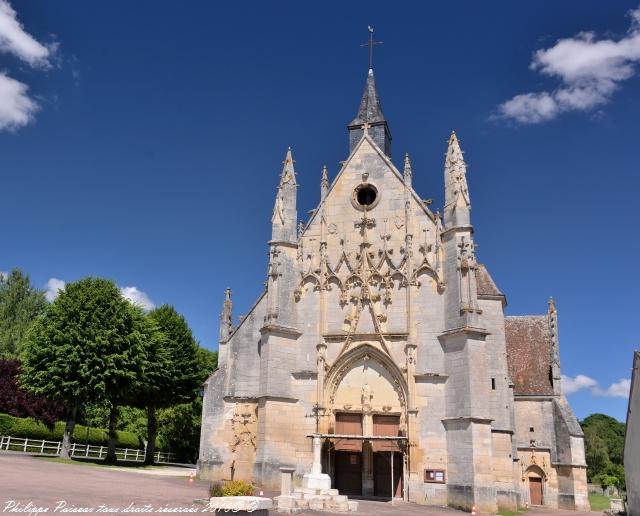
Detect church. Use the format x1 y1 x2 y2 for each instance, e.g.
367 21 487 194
198 63 590 512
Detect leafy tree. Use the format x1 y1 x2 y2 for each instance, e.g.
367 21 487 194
0 269 47 357
134 305 200 464
79 403 147 439
595 473 619 491
0 358 65 426
20 278 150 461
196 347 218 382
157 347 217 463
581 413 626 491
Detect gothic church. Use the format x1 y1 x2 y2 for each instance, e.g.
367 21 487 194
198 66 589 512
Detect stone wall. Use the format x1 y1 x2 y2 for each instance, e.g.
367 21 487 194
624 351 639 516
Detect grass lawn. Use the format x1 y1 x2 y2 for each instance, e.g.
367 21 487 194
498 508 529 516
589 493 611 511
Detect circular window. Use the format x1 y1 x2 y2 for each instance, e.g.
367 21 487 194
352 183 380 210
357 186 377 206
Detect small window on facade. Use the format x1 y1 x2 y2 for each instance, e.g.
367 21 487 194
352 183 380 210
424 469 445 483
530 427 535 432
491 378 496 390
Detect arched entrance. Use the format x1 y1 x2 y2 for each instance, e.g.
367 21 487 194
525 466 546 506
324 344 408 499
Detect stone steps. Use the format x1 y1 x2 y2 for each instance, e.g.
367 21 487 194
275 487 358 513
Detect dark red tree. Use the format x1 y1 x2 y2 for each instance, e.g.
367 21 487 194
0 359 65 427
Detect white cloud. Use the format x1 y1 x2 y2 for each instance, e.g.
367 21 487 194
0 0 55 132
561 374 598 394
120 286 156 311
0 73 39 131
0 0 52 68
495 5 640 123
594 378 631 398
44 277 65 302
43 276 156 311
562 374 631 398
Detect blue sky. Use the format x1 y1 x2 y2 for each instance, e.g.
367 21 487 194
1 1 638 422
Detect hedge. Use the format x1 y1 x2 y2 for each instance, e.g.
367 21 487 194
0 413 157 449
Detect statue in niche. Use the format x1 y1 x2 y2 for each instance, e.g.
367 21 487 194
361 383 374 408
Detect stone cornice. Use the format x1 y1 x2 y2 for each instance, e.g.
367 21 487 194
439 326 491 340
267 240 298 249
322 331 409 342
514 394 559 401
223 395 259 403
256 395 299 403
414 372 448 383
441 225 474 238
291 370 318 380
517 445 552 452
260 324 303 338
441 416 494 425
490 428 514 435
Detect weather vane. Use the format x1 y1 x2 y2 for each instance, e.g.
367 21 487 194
361 25 383 70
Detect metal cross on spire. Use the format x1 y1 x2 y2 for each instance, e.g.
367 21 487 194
361 26 383 70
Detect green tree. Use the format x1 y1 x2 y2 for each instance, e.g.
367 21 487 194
135 305 201 464
20 278 150 461
157 347 217 463
0 269 47 357
581 413 626 490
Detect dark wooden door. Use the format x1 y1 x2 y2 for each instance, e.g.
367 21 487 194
373 452 402 499
529 477 543 505
335 451 362 496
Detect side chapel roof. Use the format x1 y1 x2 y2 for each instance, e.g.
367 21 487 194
505 315 555 396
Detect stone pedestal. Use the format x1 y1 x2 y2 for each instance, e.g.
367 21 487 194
280 467 296 496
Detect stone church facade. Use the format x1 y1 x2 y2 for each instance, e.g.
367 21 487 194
198 68 589 512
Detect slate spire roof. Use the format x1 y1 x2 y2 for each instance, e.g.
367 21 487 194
349 68 387 127
347 68 392 157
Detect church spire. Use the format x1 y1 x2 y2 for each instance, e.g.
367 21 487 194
217 287 233 368
347 69 392 158
218 288 233 344
403 153 413 187
443 131 471 229
271 147 298 243
320 165 329 201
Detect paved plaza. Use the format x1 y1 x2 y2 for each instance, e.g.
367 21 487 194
0 453 600 515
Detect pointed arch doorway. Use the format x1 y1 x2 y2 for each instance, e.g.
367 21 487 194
323 344 408 500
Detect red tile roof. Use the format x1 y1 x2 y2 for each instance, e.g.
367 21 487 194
505 315 554 396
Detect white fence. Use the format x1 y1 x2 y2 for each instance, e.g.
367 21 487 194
0 435 177 463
